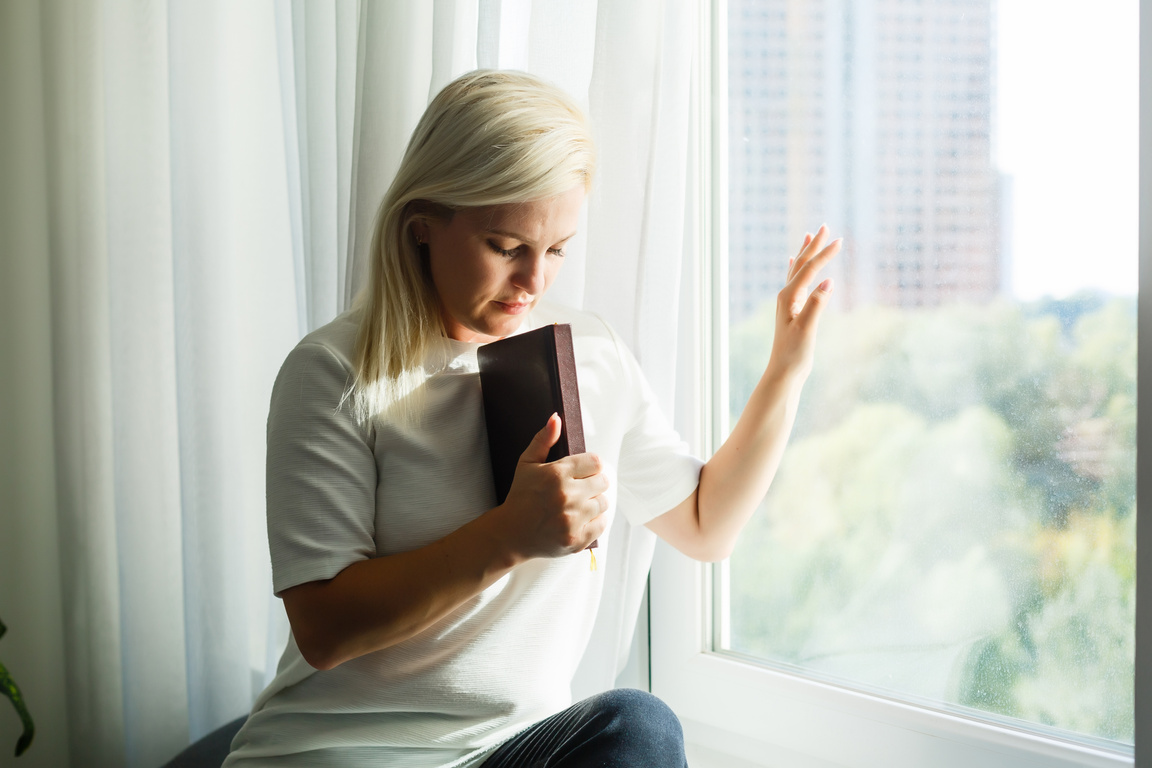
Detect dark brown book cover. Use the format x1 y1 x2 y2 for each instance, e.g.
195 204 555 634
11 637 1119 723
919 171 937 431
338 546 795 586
478 323 596 548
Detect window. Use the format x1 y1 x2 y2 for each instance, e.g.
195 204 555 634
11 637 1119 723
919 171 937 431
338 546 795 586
651 1 1142 765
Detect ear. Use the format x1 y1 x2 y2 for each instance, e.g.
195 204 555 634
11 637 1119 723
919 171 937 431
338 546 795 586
411 220 431 244
405 200 454 245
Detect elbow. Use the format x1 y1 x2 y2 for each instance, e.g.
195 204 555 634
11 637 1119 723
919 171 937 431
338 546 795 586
290 621 342 671
693 523 739 561
708 545 735 563
693 540 735 563
299 640 340 672
670 531 734 563
283 584 345 671
656 517 737 562
688 520 737 562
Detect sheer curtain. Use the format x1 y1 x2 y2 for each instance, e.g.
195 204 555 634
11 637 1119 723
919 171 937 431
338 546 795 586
0 1 695 766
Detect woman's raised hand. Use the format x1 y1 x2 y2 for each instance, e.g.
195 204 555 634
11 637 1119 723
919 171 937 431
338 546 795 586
496 413 609 561
769 225 842 380
642 227 843 563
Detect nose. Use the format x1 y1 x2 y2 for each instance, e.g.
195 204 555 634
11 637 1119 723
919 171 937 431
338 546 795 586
511 251 548 296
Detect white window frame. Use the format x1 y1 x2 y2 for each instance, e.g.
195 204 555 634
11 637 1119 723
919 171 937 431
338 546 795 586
649 1 1150 766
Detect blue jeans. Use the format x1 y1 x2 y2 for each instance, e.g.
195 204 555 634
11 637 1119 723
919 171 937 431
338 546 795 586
481 688 688 767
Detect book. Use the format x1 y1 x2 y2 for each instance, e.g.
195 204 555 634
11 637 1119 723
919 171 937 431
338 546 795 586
477 323 596 549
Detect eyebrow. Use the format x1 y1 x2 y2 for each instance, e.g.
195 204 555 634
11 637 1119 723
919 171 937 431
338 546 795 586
484 228 578 246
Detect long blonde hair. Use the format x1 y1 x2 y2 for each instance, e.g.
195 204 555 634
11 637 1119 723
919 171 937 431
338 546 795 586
350 70 596 423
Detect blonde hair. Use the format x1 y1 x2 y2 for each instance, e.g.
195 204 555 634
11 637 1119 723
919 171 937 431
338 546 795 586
350 70 596 423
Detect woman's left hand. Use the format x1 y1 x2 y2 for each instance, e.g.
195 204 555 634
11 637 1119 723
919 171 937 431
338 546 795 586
767 224 842 381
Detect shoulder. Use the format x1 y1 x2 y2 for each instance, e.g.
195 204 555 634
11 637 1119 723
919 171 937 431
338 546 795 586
287 307 362 373
273 308 364 396
270 308 365 420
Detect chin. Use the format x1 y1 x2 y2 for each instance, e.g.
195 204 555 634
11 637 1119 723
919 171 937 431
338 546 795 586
478 314 525 340
446 304 532 343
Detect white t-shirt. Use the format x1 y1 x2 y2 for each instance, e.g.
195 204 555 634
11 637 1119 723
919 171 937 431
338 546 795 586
223 301 702 768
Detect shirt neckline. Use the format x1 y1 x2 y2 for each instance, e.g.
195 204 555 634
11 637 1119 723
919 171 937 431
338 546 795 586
428 309 541 375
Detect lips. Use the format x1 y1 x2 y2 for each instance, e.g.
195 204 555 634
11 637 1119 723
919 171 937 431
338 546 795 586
494 300 531 314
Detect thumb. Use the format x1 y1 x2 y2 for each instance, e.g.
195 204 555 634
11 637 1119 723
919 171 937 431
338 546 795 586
519 413 562 465
798 278 833 328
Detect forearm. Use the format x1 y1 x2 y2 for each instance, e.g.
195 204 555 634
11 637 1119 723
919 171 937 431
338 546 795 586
695 364 806 558
285 507 521 670
287 418 608 671
648 227 838 562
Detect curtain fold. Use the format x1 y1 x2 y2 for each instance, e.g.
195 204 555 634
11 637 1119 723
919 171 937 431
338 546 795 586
100 1 189 763
165 0 302 748
0 1 697 765
38 0 129 764
344 1 435 307
573 0 696 700
0 3 74 767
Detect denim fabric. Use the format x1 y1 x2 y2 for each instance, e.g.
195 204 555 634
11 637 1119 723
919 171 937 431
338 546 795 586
161 716 246 767
481 688 688 768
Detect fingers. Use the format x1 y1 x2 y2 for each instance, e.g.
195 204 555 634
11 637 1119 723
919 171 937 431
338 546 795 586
582 505 610 546
793 238 841 291
565 451 603 479
572 468 610 498
788 226 827 281
569 491 609 548
781 236 842 315
562 460 610 550
797 278 835 328
559 457 610 506
787 232 814 282
519 413 562 465
508 437 610 555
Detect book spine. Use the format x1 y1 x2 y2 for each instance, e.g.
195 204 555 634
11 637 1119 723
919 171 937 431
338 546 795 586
552 324 585 455
551 325 595 549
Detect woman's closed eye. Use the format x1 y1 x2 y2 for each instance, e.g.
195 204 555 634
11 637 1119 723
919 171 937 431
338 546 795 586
486 240 566 258
487 240 519 258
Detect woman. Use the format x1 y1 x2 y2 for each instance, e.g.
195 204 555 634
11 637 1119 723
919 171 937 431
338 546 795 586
224 70 839 767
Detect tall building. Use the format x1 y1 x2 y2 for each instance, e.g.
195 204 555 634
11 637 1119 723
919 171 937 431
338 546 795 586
728 0 1004 322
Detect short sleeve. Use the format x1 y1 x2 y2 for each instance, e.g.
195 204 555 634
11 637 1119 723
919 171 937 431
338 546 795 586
607 328 704 526
266 342 377 595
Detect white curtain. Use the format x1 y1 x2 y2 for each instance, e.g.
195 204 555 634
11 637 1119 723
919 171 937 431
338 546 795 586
0 1 696 766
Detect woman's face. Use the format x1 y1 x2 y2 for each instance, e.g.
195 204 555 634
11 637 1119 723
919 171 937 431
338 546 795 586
416 185 585 343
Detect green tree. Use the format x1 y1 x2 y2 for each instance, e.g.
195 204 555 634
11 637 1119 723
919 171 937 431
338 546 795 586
726 293 1136 743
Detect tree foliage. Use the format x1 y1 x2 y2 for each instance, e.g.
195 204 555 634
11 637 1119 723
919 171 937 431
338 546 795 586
726 292 1135 743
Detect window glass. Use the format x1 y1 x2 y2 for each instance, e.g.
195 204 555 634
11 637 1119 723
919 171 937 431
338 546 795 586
723 0 1137 747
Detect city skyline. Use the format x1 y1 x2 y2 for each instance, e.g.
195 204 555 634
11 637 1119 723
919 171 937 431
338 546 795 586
728 0 1137 320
